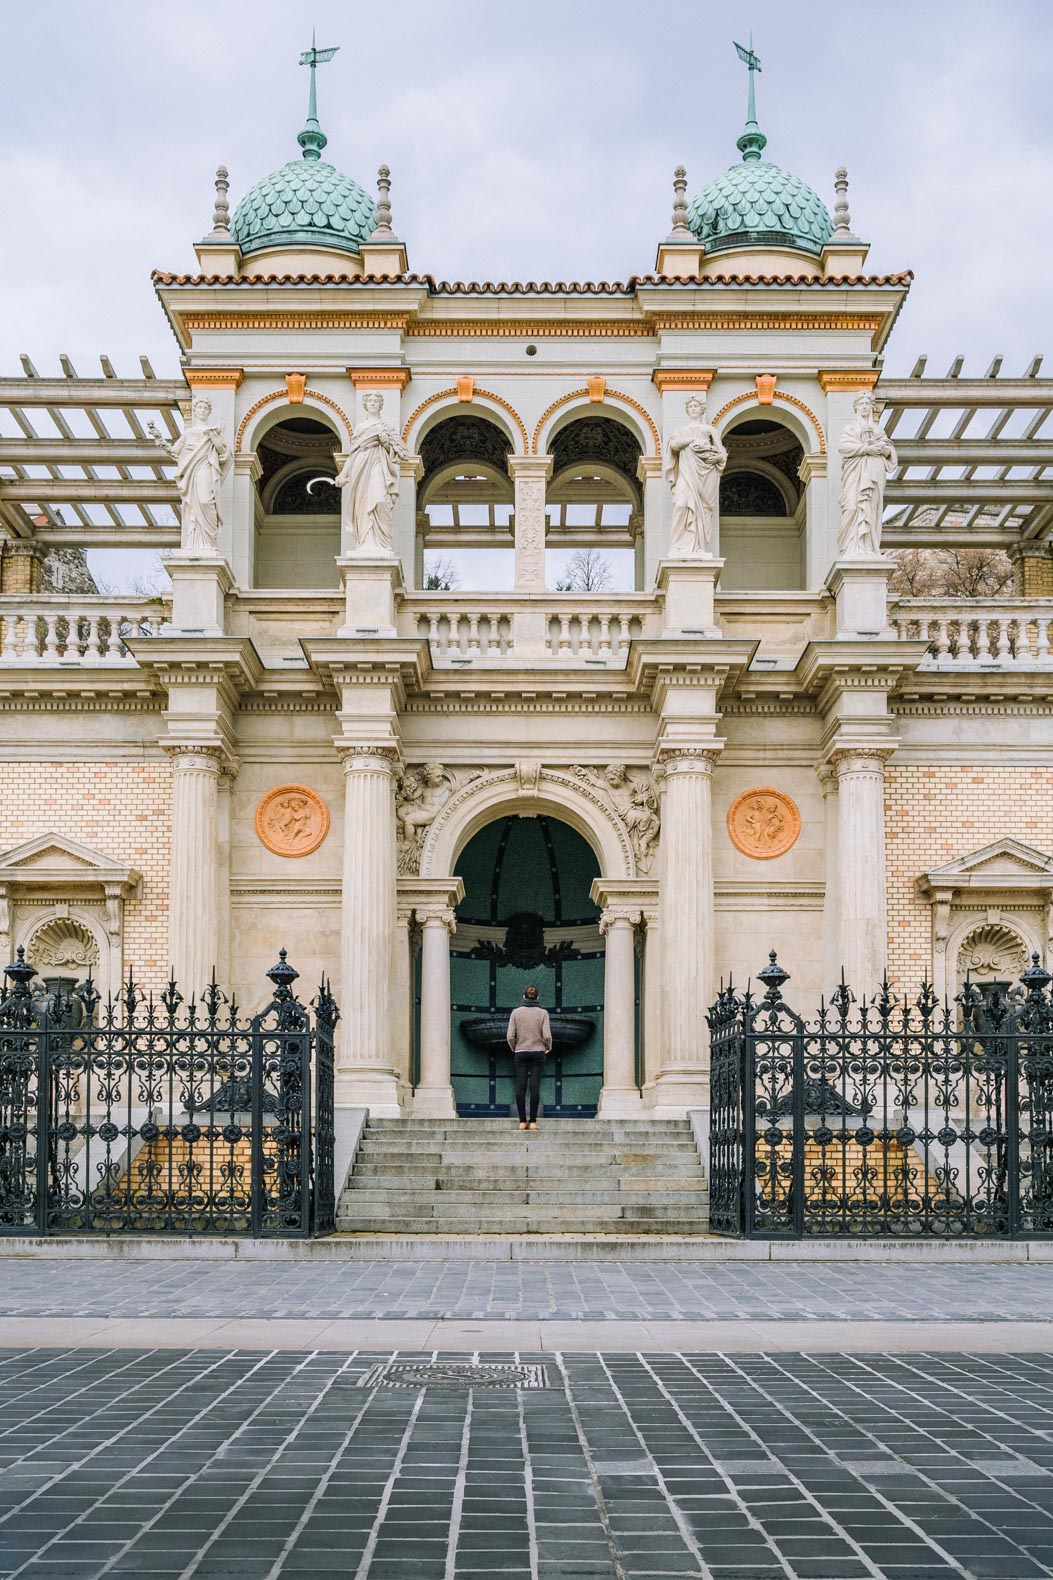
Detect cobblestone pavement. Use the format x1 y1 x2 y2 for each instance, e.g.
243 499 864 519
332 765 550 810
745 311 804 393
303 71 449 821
3 1259 1053 1323
0 1347 1052 1579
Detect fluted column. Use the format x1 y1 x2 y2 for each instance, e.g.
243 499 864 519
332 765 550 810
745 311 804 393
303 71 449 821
832 747 892 996
652 748 719 1113
337 746 401 1114
414 904 458 1117
816 762 840 994
165 746 222 992
597 907 641 1116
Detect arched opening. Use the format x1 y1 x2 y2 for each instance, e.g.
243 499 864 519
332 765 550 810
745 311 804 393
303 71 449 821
254 416 341 588
547 415 643 591
441 814 618 1117
417 415 514 590
718 418 805 591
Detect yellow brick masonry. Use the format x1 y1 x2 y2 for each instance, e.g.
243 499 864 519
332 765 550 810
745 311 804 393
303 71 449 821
885 763 1053 986
0 761 172 992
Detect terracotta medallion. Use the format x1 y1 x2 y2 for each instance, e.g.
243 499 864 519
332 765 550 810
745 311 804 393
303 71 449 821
255 784 330 858
727 787 801 861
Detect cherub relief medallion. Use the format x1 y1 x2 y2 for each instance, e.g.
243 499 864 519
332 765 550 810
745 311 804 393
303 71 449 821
727 787 800 860
255 785 330 858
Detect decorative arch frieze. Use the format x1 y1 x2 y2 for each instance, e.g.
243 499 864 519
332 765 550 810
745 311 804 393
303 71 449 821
235 388 353 452
401 388 529 454
712 390 826 454
417 765 637 881
532 388 661 458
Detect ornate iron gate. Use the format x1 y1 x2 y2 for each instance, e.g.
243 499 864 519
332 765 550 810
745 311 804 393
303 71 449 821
0 949 337 1238
708 951 1053 1239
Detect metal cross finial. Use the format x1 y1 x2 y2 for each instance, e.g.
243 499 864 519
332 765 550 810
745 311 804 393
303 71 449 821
297 30 339 161
208 165 231 238
371 164 395 239
733 35 767 162
668 165 692 238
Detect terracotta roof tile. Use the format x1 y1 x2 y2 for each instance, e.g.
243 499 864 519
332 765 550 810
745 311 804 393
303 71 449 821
152 269 913 292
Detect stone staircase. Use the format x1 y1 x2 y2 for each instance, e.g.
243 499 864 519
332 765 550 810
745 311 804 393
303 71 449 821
336 1117 709 1236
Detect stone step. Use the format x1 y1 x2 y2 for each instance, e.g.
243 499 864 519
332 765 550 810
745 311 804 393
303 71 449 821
355 1142 701 1161
365 1118 692 1131
339 1187 709 1207
334 1218 710 1235
345 1168 706 1188
339 1199 708 1222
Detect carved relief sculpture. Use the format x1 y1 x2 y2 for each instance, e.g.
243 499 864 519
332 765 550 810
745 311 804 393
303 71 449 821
396 763 485 873
336 390 411 555
148 397 229 554
727 787 801 860
837 391 897 557
255 785 330 857
575 763 661 873
666 396 728 557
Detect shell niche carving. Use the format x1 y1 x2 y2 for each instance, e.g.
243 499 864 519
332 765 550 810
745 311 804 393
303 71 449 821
957 923 1029 982
25 917 99 971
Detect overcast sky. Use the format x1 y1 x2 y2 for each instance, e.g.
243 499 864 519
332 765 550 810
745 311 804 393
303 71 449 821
1 0 1051 379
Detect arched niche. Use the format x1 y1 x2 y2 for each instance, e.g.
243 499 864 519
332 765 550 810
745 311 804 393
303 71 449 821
406 392 528 458
416 415 516 580
717 416 806 591
545 415 643 588
254 414 342 589
953 920 1035 993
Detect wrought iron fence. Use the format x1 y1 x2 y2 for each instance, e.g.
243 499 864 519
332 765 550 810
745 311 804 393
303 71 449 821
708 951 1053 1239
0 948 338 1238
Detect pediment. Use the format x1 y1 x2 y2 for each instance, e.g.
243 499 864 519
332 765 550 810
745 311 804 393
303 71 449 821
921 838 1053 894
0 833 140 893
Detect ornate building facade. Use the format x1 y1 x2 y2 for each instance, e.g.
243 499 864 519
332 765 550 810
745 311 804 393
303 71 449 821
2 46 1052 1132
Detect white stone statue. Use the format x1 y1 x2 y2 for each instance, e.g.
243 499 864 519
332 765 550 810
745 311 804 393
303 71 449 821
336 390 411 556
666 396 728 557
148 398 229 554
837 391 897 558
395 762 454 873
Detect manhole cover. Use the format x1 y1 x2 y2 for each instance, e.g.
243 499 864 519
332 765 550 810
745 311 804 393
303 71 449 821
359 1362 549 1391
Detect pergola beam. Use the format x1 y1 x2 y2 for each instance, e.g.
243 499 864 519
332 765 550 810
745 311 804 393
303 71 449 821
0 480 178 504
0 440 171 465
878 379 1053 406
0 378 186 406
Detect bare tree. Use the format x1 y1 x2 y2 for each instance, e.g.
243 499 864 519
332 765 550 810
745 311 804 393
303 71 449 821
91 553 173 597
423 554 460 591
555 548 614 593
889 548 1012 599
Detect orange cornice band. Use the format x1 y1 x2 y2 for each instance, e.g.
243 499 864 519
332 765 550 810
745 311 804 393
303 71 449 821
651 370 716 393
347 367 412 390
183 368 244 388
817 369 881 393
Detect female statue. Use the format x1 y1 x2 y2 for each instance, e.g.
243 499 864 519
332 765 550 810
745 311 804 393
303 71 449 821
837 391 897 558
148 397 229 554
666 396 728 557
336 391 411 555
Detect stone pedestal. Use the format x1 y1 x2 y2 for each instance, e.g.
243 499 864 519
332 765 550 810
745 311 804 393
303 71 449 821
831 747 892 995
651 749 719 1113
826 557 896 638
166 555 234 635
337 555 403 637
165 745 222 990
337 746 402 1114
596 906 642 1116
657 558 724 636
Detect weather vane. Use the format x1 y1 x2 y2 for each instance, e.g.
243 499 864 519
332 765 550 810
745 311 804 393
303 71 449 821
297 30 339 160
733 34 766 160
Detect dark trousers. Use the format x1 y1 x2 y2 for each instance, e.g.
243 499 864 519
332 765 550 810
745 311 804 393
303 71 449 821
514 1052 546 1122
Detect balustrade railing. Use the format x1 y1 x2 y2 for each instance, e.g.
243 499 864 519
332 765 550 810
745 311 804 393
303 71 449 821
892 599 1053 667
402 594 658 662
0 597 170 663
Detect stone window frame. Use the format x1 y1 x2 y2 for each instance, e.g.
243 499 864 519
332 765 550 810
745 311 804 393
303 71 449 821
917 837 1053 1002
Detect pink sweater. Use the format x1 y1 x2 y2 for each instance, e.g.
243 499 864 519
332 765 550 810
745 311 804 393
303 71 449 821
506 1004 552 1053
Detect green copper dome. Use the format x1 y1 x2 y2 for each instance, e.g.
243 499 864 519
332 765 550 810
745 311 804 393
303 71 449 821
687 38 833 259
231 160 376 257
687 160 833 258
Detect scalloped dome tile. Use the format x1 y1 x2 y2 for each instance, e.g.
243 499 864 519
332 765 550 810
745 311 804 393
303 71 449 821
687 159 833 257
231 159 377 256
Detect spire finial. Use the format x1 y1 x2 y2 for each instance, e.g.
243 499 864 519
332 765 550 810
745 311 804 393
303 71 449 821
207 166 231 238
297 31 339 161
832 166 855 237
667 165 692 238
733 35 767 162
370 165 395 239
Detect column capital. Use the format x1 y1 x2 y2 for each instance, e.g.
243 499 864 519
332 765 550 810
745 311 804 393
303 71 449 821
815 761 840 795
399 454 425 481
797 452 828 485
335 742 401 776
233 451 262 483
417 904 457 933
636 455 664 482
1007 540 1052 563
654 744 723 776
162 742 226 775
599 905 642 935
827 744 896 777
507 453 553 480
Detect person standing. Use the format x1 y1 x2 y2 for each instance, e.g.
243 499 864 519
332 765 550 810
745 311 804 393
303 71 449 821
506 985 552 1130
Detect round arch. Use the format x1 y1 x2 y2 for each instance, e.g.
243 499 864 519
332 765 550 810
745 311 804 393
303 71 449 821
402 389 529 455
236 391 351 454
533 389 660 458
714 393 825 455
420 768 636 882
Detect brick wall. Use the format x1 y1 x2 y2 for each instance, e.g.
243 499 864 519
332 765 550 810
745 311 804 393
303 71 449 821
885 763 1053 985
0 759 171 991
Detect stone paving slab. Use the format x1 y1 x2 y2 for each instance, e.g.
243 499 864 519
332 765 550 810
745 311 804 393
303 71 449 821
2 1257 1053 1322
0 1348 1051 1579
3 1316 1053 1352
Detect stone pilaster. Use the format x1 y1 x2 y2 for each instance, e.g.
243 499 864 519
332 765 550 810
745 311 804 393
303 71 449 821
652 746 720 1112
636 456 665 590
337 745 402 1114
816 762 840 994
596 905 642 1117
508 454 552 657
831 746 894 995
164 745 223 992
414 903 458 1118
398 455 424 588
1008 541 1053 598
0 540 46 595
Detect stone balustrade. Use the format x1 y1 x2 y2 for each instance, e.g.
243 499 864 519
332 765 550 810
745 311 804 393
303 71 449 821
892 599 1053 667
0 597 171 663
402 593 659 663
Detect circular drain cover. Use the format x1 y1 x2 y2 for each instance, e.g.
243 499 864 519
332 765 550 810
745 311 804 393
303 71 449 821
359 1361 548 1390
